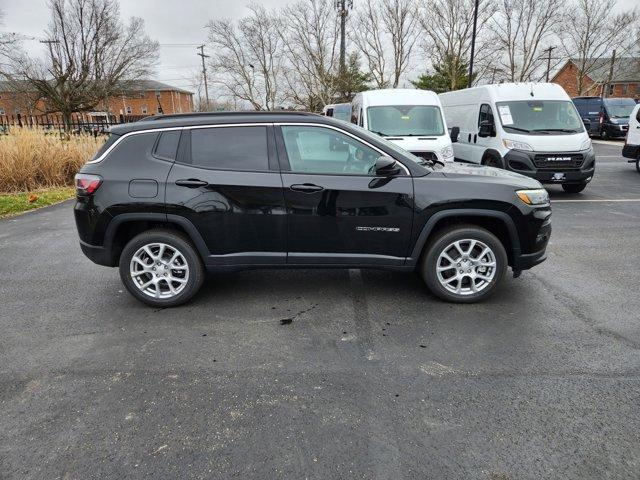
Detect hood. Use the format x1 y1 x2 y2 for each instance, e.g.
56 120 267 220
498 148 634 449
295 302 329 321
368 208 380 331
385 135 451 153
440 162 542 189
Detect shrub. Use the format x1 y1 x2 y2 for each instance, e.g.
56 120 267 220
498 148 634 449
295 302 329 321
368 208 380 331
0 128 105 192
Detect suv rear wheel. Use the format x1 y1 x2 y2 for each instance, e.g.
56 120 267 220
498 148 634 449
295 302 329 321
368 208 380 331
420 225 508 303
119 229 205 307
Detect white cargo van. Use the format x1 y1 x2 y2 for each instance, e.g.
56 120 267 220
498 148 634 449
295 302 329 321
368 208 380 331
622 103 640 172
351 89 454 163
439 83 595 193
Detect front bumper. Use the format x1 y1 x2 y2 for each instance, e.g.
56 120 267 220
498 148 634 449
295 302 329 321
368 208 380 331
513 213 551 271
603 123 628 138
503 149 595 185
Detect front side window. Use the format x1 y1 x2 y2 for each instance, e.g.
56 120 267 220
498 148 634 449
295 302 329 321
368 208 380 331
478 104 494 126
281 125 380 175
495 100 584 134
367 105 445 136
190 126 268 171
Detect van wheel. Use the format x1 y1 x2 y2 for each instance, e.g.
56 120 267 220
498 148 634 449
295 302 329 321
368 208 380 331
482 155 503 169
601 130 609 140
562 182 587 193
636 158 640 173
119 229 205 307
420 225 508 303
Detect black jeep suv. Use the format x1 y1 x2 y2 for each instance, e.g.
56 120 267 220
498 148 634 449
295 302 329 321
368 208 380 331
74 112 551 307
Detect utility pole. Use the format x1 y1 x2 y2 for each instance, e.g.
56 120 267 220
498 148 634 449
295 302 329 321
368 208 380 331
335 0 353 76
603 49 616 98
40 39 61 68
544 46 557 82
197 45 211 111
468 0 479 88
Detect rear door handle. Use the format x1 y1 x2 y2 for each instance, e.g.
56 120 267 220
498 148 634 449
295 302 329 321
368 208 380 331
290 183 324 193
175 178 209 188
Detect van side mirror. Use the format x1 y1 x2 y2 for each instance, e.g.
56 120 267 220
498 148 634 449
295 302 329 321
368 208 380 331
450 126 460 143
374 156 401 176
478 120 495 138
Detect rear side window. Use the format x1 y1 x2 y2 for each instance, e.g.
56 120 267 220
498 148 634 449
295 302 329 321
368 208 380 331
478 104 494 126
190 126 268 171
101 132 159 164
90 133 120 161
154 131 181 161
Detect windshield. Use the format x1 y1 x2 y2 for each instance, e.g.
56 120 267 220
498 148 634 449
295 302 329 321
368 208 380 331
333 104 351 122
604 100 636 118
348 123 429 167
495 100 584 134
367 105 445 136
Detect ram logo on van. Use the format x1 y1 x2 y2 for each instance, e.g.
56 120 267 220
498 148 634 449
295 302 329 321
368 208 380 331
545 156 572 162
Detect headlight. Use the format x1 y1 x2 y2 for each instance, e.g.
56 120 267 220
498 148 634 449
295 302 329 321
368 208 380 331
580 138 592 151
503 139 533 151
516 189 549 206
610 118 618 124
440 145 454 160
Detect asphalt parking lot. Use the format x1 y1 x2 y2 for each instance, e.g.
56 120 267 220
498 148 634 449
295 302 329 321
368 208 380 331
1 141 639 480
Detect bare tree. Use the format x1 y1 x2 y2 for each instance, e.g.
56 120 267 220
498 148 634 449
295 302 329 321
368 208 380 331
278 0 340 110
351 0 419 89
206 3 283 110
560 0 638 95
488 0 564 82
418 0 494 89
3 0 158 127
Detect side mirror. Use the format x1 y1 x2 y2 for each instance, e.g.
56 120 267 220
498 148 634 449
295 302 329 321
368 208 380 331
478 120 494 138
450 126 460 143
374 156 401 176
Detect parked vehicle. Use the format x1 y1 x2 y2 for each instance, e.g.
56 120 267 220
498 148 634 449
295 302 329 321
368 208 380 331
622 103 640 172
74 111 551 307
332 103 351 122
572 96 636 139
440 83 595 193
322 104 335 117
351 89 454 164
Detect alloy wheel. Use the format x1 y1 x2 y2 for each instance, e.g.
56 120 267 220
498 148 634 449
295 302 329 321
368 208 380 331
435 239 497 296
129 242 189 299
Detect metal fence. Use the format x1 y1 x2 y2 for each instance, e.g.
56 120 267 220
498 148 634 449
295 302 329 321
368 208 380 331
0 113 148 136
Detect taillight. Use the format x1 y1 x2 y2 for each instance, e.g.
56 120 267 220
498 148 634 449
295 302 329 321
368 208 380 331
75 173 102 195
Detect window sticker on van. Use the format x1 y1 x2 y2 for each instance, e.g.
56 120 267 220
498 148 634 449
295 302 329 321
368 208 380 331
498 105 513 125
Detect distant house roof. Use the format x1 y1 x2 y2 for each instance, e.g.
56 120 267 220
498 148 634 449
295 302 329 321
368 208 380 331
0 79 192 95
555 57 640 83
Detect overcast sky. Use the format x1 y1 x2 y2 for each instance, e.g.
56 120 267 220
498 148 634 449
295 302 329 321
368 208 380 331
1 0 637 94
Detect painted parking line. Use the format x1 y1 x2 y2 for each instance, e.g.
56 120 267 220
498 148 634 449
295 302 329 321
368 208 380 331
551 198 640 203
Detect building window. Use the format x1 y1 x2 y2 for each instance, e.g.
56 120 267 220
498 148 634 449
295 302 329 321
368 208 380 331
608 84 614 96
125 105 132 115
141 105 148 115
14 108 21 115
622 84 629 95
0 108 5 115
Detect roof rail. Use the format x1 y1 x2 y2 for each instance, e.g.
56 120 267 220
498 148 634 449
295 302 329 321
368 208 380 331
142 111 318 121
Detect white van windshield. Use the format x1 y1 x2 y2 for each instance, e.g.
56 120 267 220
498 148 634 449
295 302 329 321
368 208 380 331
495 100 584 134
367 105 445 136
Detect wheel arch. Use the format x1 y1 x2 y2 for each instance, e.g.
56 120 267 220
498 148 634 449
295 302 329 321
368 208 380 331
103 213 210 267
407 209 521 268
481 149 504 167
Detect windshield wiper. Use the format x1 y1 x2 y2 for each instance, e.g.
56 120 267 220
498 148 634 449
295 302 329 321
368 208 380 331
532 128 579 133
503 126 530 133
370 130 390 137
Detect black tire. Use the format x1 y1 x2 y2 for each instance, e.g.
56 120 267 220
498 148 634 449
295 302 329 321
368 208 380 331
600 129 609 140
420 225 508 303
482 155 503 169
562 182 587 193
119 229 205 307
636 159 639 173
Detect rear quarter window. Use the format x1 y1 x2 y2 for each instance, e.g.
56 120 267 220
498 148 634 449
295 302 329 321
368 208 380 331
90 133 120 161
100 132 159 164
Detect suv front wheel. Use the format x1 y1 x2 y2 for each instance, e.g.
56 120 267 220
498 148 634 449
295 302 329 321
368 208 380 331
119 229 205 307
420 225 508 303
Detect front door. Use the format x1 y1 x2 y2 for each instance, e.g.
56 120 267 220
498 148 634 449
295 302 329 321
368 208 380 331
276 124 414 266
165 124 286 266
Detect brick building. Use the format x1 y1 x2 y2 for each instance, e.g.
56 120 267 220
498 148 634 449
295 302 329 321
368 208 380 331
552 57 640 99
0 80 193 117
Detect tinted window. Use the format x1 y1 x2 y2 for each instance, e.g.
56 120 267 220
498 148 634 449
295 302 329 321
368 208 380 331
478 104 494 126
90 133 120 161
104 133 158 163
190 126 268 171
154 131 181 160
281 125 379 175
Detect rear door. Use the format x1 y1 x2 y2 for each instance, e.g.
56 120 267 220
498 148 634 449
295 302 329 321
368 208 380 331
165 124 286 266
275 123 414 266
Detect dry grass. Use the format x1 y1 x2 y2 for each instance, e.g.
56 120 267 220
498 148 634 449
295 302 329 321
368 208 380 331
0 128 105 193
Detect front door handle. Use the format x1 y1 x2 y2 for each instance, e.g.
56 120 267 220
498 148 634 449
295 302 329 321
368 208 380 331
290 183 324 193
175 178 209 188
